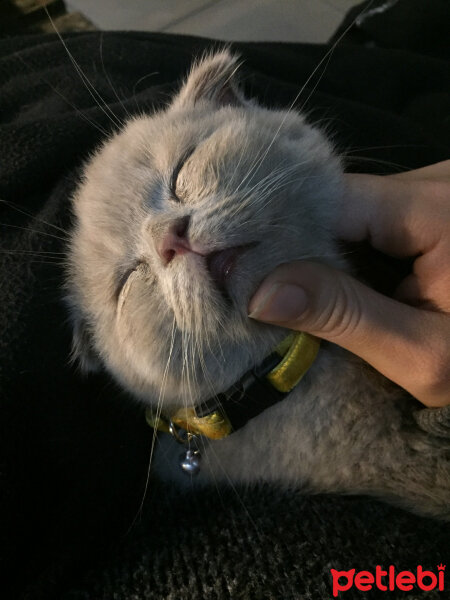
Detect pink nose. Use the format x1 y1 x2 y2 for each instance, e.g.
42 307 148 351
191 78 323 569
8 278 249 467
156 217 192 265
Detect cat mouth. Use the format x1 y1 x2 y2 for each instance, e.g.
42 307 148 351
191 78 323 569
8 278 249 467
205 244 256 298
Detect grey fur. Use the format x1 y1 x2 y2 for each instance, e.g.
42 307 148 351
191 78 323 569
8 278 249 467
66 51 450 520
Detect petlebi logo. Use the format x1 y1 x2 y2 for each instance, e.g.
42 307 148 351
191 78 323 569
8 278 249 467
330 564 446 597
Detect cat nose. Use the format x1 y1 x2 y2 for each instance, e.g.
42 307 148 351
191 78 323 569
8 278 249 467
156 216 192 265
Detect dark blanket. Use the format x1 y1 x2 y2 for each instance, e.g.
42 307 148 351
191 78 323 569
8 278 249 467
1 4 450 599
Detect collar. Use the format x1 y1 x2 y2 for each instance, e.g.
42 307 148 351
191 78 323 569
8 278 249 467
145 331 320 441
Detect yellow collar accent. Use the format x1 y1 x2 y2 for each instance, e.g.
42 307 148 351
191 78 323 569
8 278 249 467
267 331 320 393
146 331 320 440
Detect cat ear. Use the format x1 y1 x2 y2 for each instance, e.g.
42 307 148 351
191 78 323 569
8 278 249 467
69 312 101 374
172 50 247 109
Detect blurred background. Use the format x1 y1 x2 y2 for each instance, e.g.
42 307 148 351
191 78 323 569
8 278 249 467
1 0 363 40
64 0 361 42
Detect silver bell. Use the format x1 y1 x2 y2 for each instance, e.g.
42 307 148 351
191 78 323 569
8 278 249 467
180 449 201 476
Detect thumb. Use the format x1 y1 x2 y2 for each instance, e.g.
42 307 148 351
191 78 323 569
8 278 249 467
248 261 376 342
248 261 449 406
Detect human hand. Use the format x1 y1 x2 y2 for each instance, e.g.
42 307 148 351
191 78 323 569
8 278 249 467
249 160 450 407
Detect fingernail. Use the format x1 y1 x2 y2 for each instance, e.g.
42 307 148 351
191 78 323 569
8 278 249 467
248 283 308 322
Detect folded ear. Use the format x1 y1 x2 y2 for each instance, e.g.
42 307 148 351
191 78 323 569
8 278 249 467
172 50 247 109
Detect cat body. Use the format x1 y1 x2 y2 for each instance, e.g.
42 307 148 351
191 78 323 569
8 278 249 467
67 51 450 520
154 345 450 520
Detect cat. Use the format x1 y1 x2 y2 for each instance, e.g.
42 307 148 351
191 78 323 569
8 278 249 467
66 50 450 520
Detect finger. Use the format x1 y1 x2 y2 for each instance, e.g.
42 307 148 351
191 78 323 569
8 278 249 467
337 174 448 258
391 159 450 182
249 261 450 407
395 254 450 312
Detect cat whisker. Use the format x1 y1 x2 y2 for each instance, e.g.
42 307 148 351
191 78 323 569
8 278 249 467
187 318 199 416
1 259 66 267
0 255 67 267
238 161 297 202
296 51 335 116
235 1 375 195
126 315 177 535
178 289 230 424
226 136 251 197
99 32 131 120
237 171 310 220
345 143 423 155
43 6 124 131
0 222 69 243
290 249 360 261
342 154 411 173
10 51 109 136
0 249 67 256
195 435 229 508
0 199 70 236
205 440 264 540
253 169 329 214
227 162 309 220
180 303 194 412
231 139 272 197
240 160 313 203
302 112 339 135
132 71 160 103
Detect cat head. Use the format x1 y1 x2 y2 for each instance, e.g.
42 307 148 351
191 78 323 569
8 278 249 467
66 50 344 409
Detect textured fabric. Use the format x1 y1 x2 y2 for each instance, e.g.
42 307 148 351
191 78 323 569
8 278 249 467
415 406 450 438
63 486 450 600
1 5 450 598
333 0 450 59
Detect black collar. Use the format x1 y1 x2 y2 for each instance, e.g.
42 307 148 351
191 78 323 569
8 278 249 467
145 332 320 439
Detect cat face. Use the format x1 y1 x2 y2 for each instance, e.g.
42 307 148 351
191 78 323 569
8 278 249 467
67 51 344 409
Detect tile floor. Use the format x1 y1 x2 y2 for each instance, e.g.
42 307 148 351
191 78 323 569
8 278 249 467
67 0 362 43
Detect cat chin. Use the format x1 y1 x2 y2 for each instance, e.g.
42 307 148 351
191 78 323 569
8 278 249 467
105 299 285 411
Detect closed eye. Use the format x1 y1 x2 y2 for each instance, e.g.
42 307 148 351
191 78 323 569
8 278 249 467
115 261 142 300
170 147 195 201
